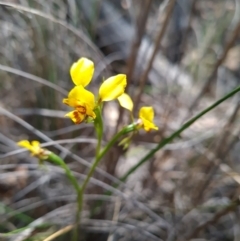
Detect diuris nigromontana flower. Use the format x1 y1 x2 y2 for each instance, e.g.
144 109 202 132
63 58 132 124
138 107 158 132
17 140 50 159
63 85 96 124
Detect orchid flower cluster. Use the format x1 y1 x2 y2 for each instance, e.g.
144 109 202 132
18 57 158 156
62 57 158 131
16 57 159 239
62 58 132 124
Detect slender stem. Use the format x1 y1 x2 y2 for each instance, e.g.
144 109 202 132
95 133 102 157
48 153 80 193
120 85 240 182
94 105 103 157
75 132 102 236
47 153 81 241
72 189 82 241
72 123 137 239
81 123 137 192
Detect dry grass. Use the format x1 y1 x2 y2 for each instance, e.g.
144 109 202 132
1 0 240 240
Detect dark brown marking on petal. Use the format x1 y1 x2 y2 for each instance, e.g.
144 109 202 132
73 111 82 124
77 106 86 114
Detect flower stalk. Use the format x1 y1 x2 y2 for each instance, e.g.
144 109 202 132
77 123 138 213
48 153 81 193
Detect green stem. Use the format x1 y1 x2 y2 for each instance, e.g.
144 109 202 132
81 123 137 192
47 153 82 241
95 132 102 157
94 106 103 156
73 139 103 239
73 189 82 241
74 123 137 238
120 85 240 182
48 153 81 193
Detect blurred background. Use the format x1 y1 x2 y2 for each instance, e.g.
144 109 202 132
1 0 240 240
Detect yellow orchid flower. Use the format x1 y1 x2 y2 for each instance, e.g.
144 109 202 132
63 57 130 124
17 140 50 159
63 86 96 124
138 107 158 132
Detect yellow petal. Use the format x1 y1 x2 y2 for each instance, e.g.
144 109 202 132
17 140 50 159
70 58 94 87
18 140 41 156
118 93 133 111
139 107 154 122
84 104 96 119
141 119 158 132
31 140 40 147
64 86 95 110
139 107 158 132
62 98 71 106
17 140 32 151
65 110 86 124
99 74 127 101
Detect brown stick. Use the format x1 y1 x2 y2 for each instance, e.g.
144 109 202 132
188 20 240 114
133 0 176 113
115 0 153 132
186 198 240 240
193 101 240 205
43 225 74 241
126 0 153 88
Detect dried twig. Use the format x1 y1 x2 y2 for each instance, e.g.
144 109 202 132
116 0 152 132
110 0 153 179
43 225 74 241
187 19 240 115
193 101 240 205
133 0 176 113
185 198 240 240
